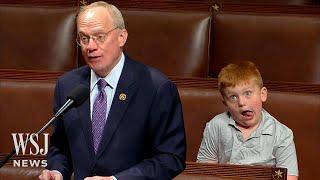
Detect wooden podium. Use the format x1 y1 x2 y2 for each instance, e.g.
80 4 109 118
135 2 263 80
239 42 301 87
174 162 287 180
0 160 287 180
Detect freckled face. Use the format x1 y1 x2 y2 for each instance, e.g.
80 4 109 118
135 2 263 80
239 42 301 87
222 79 267 128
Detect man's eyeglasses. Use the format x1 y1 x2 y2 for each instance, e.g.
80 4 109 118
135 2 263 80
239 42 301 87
77 26 118 47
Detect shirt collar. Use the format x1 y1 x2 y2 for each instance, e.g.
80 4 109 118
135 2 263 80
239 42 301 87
259 109 274 136
90 52 125 92
227 112 237 127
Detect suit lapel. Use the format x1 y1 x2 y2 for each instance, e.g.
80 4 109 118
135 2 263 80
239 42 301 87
95 58 138 160
76 67 95 159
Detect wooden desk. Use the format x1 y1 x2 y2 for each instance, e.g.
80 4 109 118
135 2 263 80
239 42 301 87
174 162 287 180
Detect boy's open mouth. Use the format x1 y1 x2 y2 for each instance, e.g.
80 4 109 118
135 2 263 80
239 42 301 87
241 110 254 119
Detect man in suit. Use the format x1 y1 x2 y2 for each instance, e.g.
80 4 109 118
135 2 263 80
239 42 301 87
39 1 186 180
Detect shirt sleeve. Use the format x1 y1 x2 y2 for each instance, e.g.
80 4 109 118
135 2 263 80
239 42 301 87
275 128 299 176
197 121 218 163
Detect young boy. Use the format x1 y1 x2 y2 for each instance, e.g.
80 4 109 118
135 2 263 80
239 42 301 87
197 61 298 180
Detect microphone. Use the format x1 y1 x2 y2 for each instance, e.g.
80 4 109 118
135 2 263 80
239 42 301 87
0 84 89 168
55 84 89 117
40 84 89 133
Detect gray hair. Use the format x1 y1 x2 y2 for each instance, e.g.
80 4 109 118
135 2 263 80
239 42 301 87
77 1 125 29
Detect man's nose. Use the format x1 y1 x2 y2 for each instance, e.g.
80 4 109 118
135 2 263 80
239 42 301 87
86 38 98 51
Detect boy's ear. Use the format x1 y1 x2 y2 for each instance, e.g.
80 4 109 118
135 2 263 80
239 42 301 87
261 87 268 102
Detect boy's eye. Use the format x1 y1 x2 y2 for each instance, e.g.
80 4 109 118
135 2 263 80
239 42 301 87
229 95 238 101
245 91 252 96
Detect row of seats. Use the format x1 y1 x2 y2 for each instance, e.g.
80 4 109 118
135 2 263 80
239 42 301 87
0 72 319 179
0 1 319 179
1 4 320 83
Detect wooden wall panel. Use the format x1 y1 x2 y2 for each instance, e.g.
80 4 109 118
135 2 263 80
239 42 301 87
217 3 320 14
0 0 78 6
87 0 213 11
217 0 319 5
85 0 320 14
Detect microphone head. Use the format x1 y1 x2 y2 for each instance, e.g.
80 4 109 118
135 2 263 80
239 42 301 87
67 84 90 107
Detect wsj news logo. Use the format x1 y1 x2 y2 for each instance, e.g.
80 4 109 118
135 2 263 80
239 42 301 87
11 133 48 167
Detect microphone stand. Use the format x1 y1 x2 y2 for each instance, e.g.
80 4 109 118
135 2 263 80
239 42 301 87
0 116 57 168
0 84 89 168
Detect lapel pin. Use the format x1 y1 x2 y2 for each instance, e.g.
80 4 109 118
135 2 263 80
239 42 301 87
119 93 127 101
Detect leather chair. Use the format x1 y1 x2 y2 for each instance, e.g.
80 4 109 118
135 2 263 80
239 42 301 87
178 87 225 161
0 5 78 71
122 10 211 77
0 78 55 154
264 90 320 180
210 12 320 83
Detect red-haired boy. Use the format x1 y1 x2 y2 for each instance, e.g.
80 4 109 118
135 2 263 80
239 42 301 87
197 61 298 180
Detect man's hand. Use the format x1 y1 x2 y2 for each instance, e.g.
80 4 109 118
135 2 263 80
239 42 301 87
39 169 63 180
84 176 114 180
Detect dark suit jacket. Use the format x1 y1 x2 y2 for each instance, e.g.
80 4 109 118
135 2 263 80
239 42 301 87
47 56 186 180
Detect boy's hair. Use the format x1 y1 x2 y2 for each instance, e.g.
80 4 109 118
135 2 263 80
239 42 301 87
218 61 263 96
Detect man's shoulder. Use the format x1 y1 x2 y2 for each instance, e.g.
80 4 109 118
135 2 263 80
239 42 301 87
58 66 90 82
125 56 171 88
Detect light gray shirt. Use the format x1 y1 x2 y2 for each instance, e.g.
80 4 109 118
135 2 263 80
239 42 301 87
197 109 298 176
